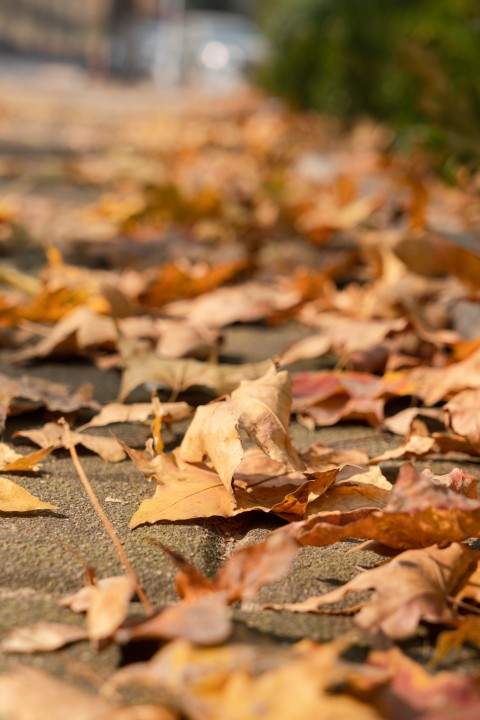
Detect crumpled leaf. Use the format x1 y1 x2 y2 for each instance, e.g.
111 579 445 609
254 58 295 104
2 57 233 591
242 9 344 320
279 463 480 549
409 347 480 406
0 443 52 472
0 475 57 513
1 622 87 653
118 339 272 400
178 367 303 493
272 543 477 639
0 373 99 430
0 666 177 720
15 422 125 463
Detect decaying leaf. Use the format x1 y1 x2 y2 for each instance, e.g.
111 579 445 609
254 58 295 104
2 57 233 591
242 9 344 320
1 622 87 653
445 389 480 444
279 463 480 549
0 475 57 513
433 617 480 665
15 422 125 463
271 543 477 639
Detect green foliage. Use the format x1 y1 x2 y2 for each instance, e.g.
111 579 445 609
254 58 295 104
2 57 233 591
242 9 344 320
259 0 480 165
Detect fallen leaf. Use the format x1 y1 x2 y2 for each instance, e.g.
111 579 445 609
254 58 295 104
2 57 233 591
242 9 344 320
433 617 480 665
0 475 57 513
272 543 476 639
118 339 272 400
279 463 480 549
0 443 52 472
0 373 99 430
15 422 126 463
116 594 232 646
445 389 480 443
162 280 301 327
110 635 385 720
0 666 177 720
79 401 192 431
1 622 87 653
178 367 303 494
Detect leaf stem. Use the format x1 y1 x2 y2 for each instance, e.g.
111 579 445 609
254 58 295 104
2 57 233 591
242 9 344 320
62 421 152 614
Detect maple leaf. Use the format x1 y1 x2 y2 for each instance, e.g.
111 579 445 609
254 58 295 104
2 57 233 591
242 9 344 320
0 475 57 513
15 422 125 463
279 463 480 549
178 367 304 492
272 543 477 639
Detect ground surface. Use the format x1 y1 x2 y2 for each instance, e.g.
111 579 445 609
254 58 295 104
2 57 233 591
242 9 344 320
1 59 480 712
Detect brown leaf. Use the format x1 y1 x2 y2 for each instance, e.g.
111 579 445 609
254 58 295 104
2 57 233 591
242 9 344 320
0 666 177 720
116 594 232 646
280 463 480 549
409 347 480 406
110 637 383 720
445 389 480 443
118 340 272 401
0 443 52 472
368 645 480 717
178 367 303 493
274 543 475 639
79 401 192 431
15 422 125 463
162 281 301 327
87 575 136 641
0 475 57 513
1 622 87 653
0 373 99 430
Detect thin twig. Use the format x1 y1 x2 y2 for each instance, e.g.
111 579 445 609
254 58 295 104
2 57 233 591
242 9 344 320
60 420 152 614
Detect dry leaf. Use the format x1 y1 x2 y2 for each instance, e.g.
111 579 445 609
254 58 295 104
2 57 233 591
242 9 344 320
0 666 177 720
79 401 192 431
1 622 87 653
15 422 125 463
445 389 480 443
0 443 52 472
0 475 57 513
273 543 476 639
118 339 272 401
280 463 480 549
162 281 301 327
178 367 303 494
0 373 98 429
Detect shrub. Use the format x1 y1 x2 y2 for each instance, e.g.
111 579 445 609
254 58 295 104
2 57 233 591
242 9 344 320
259 0 480 165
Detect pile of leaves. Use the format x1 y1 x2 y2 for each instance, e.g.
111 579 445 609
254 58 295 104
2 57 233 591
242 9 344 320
1 84 480 718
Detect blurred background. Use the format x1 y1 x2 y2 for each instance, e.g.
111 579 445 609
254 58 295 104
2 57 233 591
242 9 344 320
0 0 479 164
